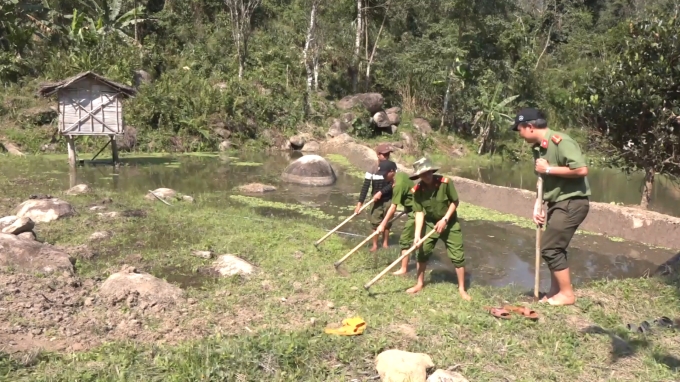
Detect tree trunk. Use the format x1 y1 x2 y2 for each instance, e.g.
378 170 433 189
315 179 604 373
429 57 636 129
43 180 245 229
134 0 139 42
303 2 317 94
352 0 362 93
640 167 655 209
365 4 388 91
440 66 453 132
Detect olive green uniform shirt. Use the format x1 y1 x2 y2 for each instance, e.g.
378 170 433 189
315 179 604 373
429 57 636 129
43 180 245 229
391 172 414 212
412 175 459 222
532 129 591 203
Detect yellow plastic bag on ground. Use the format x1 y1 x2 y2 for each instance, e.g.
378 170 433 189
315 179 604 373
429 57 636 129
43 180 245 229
324 316 366 336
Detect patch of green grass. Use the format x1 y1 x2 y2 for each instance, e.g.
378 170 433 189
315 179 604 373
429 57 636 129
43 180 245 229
326 154 365 179
229 194 336 220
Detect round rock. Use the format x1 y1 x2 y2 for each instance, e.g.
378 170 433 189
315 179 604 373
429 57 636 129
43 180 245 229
281 155 337 186
14 198 75 223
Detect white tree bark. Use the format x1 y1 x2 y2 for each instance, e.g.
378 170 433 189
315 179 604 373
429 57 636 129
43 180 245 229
352 0 362 93
224 0 262 80
303 0 319 93
365 3 389 91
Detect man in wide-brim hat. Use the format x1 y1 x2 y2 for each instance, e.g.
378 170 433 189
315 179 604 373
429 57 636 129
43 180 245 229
408 157 470 300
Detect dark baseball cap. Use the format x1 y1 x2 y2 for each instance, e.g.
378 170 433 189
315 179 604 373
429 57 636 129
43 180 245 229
376 159 398 176
511 107 546 131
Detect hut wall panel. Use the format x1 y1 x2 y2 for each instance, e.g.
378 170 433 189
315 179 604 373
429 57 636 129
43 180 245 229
57 80 123 135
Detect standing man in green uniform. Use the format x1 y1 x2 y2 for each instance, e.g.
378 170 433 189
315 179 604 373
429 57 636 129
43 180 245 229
409 158 470 300
354 143 394 252
375 162 415 276
512 107 591 306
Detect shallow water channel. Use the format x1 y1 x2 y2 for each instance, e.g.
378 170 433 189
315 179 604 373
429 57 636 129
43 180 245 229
451 160 680 217
0 151 675 292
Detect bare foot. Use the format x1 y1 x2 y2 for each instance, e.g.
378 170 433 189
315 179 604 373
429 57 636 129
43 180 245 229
406 284 423 294
547 292 576 306
392 268 408 276
369 246 378 252
382 243 390 249
459 290 472 301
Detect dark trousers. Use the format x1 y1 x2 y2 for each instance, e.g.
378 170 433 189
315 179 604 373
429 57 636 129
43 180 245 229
541 197 590 271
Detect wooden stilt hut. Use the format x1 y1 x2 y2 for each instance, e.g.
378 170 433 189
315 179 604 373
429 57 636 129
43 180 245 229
37 71 138 167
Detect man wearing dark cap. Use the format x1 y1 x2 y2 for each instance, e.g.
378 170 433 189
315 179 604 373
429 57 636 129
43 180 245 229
511 107 591 306
354 143 395 251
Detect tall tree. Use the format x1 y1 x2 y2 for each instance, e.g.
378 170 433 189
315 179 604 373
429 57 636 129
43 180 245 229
224 0 261 79
580 9 680 208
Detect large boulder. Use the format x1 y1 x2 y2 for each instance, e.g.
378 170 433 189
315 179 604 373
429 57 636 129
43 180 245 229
0 233 74 274
375 349 434 382
386 107 401 125
14 198 75 223
336 93 384 114
282 155 337 186
99 266 183 305
327 119 351 138
372 111 392 128
412 118 433 135
0 216 35 235
358 93 385 114
320 134 378 173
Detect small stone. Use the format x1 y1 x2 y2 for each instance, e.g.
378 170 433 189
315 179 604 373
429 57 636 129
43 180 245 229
84 297 95 306
66 184 90 196
327 302 335 309
89 231 113 241
427 369 469 382
191 250 213 259
351 286 359 291
182 195 194 203
187 298 197 305
90 206 107 211
97 212 119 218
281 297 287 302
310 317 317 326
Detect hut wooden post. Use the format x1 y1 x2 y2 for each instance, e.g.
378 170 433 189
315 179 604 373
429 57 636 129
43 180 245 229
111 135 119 164
69 166 77 188
66 135 77 168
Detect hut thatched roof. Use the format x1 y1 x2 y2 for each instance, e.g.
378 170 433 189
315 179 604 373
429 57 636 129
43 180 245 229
37 71 138 98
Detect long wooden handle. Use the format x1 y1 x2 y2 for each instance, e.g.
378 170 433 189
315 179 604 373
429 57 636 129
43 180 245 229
534 177 544 301
334 211 406 267
314 199 375 246
364 228 437 290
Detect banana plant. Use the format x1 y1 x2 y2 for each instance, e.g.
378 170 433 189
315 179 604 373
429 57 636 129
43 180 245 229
473 83 518 155
74 0 146 44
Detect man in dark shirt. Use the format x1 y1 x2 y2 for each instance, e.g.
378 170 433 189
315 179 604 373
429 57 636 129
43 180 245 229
354 143 395 252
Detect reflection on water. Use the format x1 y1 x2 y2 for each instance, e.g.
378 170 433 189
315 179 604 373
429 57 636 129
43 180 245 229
449 161 680 217
0 151 675 290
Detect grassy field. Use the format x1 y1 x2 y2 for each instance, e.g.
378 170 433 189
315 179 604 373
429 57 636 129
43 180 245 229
0 157 679 382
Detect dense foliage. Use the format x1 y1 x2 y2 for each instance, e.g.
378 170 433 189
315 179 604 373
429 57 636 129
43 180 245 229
1 0 679 206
